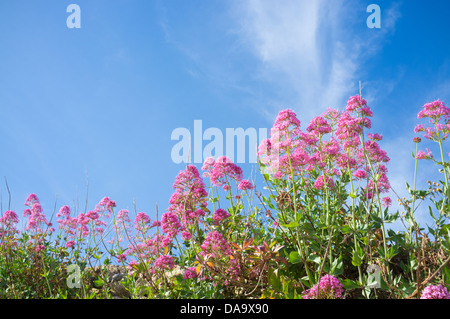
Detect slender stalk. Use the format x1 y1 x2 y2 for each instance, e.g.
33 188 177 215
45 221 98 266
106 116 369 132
438 139 449 207
346 150 363 286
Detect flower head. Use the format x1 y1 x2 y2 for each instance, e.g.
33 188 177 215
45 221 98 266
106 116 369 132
238 179 253 191
210 156 243 187
415 148 434 160
273 109 301 131
183 267 199 280
306 116 332 136
154 254 175 270
346 95 367 113
212 208 230 222
420 284 450 299
418 99 450 121
302 275 345 299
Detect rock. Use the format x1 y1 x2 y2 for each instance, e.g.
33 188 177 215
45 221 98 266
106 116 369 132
83 264 184 299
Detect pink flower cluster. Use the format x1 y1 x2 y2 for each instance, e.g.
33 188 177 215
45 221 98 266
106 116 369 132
153 254 175 270
203 156 243 190
126 233 169 261
415 148 434 160
415 99 450 142
134 211 160 233
23 194 52 233
301 274 345 299
56 198 109 240
420 284 450 299
162 164 208 243
0 210 20 240
257 96 391 199
200 231 232 260
212 208 230 222
238 179 253 191
183 266 199 279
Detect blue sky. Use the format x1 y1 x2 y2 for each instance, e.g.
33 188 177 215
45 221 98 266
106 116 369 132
0 0 449 232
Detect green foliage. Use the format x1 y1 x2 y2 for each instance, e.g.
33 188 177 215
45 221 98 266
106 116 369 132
1 97 449 299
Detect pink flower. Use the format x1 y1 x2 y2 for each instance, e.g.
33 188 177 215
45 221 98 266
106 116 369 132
415 148 433 160
183 267 198 279
161 211 182 235
306 116 331 136
335 112 362 144
202 157 216 177
35 245 45 253
200 231 232 259
346 95 367 113
57 205 71 217
135 212 151 230
365 172 391 199
257 138 272 157
273 109 301 131
154 255 175 270
420 284 450 299
382 197 392 207
66 240 75 248
368 133 382 141
414 124 424 133
313 175 335 190
358 140 390 164
95 197 116 214
212 208 230 222
417 99 450 121
360 106 373 117
169 165 208 212
302 275 345 299
25 193 39 206
23 195 50 232
181 231 192 241
210 156 243 187
416 100 450 142
86 210 99 220
238 179 253 191
77 213 89 225
413 137 421 143
0 210 19 226
117 253 127 263
117 209 131 223
353 169 367 179
321 138 341 160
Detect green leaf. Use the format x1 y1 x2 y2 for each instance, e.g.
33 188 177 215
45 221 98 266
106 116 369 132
351 245 364 267
268 268 282 291
281 221 299 228
307 254 321 265
351 252 362 267
342 279 360 290
341 225 353 234
405 181 411 193
93 278 105 287
384 211 399 223
331 256 344 276
288 251 301 264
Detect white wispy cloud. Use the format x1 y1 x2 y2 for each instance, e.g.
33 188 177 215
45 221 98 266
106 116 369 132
229 0 402 122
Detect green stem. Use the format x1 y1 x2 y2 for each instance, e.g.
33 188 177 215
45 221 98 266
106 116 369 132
410 142 419 243
346 150 363 286
438 139 449 207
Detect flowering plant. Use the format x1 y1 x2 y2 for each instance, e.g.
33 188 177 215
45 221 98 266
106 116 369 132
0 95 449 299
